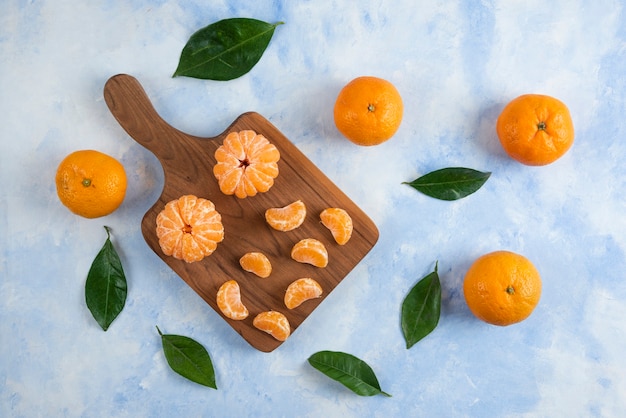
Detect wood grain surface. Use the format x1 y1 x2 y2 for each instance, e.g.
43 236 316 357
103 74 379 352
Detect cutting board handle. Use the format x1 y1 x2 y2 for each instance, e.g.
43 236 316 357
103 74 194 157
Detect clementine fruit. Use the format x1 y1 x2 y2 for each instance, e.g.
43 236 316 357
55 150 127 218
496 94 574 165
213 130 280 198
265 200 307 232
291 238 328 268
463 250 542 326
155 195 224 263
239 252 272 278
320 207 353 245
284 278 323 309
253 311 291 341
216 280 249 320
333 76 403 146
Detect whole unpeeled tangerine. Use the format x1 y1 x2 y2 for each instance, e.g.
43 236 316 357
333 76 403 146
496 94 574 166
55 149 127 218
463 250 542 326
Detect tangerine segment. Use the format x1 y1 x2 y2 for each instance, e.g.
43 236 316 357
239 252 272 278
284 278 323 309
213 130 280 198
320 208 353 245
156 195 224 263
291 238 328 268
265 200 307 231
216 280 249 320
253 311 291 341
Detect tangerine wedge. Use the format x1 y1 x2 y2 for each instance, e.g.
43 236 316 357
253 311 291 341
284 278 323 309
239 252 272 278
320 207 353 245
216 280 249 320
291 238 328 268
265 200 307 232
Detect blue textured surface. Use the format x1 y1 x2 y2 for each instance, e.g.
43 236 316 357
2 1 625 417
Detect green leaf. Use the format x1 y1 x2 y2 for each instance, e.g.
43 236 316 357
308 351 391 397
156 326 217 389
401 262 441 349
403 167 491 201
173 18 284 80
85 226 127 331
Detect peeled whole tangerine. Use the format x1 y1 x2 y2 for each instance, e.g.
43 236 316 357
156 195 224 263
213 130 280 198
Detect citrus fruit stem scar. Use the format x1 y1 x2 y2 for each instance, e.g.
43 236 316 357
82 178 92 187
368 104 375 112
537 121 547 131
506 286 515 295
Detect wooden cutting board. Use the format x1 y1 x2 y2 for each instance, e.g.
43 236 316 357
103 74 379 352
